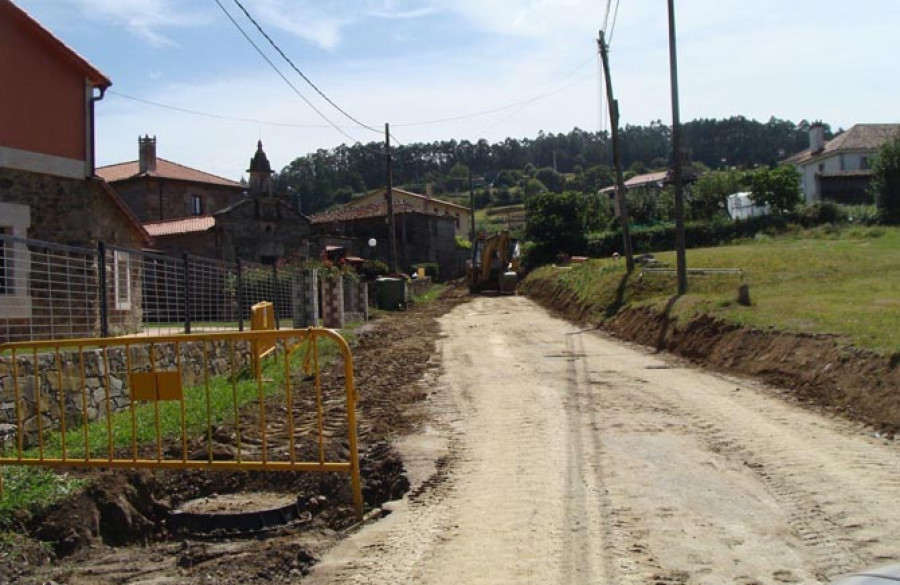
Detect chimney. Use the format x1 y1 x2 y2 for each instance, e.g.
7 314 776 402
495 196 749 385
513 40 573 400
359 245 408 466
809 123 825 154
139 135 157 174
425 182 433 199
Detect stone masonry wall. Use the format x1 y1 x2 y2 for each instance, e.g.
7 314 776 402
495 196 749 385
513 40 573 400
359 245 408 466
0 341 251 448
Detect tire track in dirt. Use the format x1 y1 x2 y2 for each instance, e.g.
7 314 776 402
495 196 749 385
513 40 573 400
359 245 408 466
308 296 899 585
582 336 900 583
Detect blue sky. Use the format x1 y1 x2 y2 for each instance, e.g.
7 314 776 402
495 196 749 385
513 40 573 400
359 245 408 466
15 0 900 181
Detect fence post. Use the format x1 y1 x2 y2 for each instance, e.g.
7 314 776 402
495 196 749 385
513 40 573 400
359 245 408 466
271 263 280 330
236 258 244 332
182 253 191 334
97 241 109 337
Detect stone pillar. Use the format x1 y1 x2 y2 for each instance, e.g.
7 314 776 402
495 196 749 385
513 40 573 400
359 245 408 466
321 275 344 329
357 281 369 322
292 269 319 327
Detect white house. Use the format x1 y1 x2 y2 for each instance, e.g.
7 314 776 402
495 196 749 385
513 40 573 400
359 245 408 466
785 123 900 204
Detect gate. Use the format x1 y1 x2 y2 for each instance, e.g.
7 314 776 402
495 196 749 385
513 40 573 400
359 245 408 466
0 328 362 518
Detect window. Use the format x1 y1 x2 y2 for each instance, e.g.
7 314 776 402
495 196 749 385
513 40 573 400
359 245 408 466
191 195 204 215
861 157 870 170
0 202 32 318
113 250 131 310
0 227 10 295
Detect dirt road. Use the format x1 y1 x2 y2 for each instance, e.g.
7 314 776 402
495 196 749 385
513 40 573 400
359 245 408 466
307 295 900 585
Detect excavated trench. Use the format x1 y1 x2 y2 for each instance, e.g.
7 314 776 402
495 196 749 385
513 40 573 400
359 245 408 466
521 275 900 432
3 287 467 584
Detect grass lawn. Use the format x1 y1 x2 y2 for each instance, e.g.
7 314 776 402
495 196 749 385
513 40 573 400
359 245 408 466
527 226 899 353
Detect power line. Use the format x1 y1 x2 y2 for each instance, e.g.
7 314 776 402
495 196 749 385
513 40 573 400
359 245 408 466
395 54 595 129
608 0 622 45
229 0 380 136
602 0 614 36
470 54 595 140
108 90 334 128
212 0 367 145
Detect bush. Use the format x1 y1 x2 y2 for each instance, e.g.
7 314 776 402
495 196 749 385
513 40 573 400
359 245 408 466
360 259 389 280
871 133 900 224
791 201 847 227
455 235 473 249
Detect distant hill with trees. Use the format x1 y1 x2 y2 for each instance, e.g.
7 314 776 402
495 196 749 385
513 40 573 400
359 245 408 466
276 116 832 217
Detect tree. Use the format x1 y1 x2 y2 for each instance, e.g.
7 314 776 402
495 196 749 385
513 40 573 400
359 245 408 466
525 191 593 255
521 178 547 200
535 167 565 193
691 169 747 220
871 133 900 224
750 165 802 213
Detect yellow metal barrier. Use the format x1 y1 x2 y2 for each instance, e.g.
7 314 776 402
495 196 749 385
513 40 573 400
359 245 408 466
250 301 276 377
0 328 363 519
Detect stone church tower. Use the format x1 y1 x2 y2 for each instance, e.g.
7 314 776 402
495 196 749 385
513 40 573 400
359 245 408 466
247 140 273 197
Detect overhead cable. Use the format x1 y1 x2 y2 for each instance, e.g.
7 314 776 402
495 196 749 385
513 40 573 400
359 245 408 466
230 0 381 135
212 0 367 145
108 90 333 128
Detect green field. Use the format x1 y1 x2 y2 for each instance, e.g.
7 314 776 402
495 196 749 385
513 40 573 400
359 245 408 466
526 226 899 353
474 204 526 235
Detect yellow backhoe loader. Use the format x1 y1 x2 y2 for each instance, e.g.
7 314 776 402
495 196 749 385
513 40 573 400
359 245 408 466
467 230 520 294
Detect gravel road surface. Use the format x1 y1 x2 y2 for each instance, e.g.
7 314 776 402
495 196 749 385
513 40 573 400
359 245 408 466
307 295 900 585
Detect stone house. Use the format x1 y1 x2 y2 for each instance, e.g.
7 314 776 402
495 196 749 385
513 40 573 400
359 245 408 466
143 141 312 265
0 0 150 342
97 135 246 222
785 123 900 204
310 202 461 280
345 187 472 238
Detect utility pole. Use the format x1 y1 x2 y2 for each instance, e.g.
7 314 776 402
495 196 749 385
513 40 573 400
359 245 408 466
468 169 476 242
597 30 634 273
668 0 687 294
385 123 398 274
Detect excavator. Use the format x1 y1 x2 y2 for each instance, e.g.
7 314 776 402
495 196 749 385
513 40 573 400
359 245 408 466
467 230 520 294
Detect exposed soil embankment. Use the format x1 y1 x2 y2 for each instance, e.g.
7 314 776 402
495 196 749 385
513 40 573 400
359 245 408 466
521 276 900 433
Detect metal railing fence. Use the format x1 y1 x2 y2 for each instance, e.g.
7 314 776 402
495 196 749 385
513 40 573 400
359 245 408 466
0 234 315 343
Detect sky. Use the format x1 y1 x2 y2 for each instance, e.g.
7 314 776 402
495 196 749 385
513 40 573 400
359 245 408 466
14 0 900 181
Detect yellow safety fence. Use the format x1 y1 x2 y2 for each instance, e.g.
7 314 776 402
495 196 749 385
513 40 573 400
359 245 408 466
0 328 363 519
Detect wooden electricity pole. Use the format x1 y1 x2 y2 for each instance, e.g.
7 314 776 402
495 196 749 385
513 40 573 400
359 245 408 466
385 123 398 274
668 0 687 294
597 30 634 273
468 169 476 242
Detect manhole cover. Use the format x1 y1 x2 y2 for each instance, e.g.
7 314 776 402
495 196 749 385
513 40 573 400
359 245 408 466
168 492 309 536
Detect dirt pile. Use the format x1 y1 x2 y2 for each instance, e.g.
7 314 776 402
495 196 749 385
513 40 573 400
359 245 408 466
523 278 900 432
0 285 470 584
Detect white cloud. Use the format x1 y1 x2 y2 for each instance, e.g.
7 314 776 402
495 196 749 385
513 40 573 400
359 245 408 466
243 0 438 51
70 0 209 47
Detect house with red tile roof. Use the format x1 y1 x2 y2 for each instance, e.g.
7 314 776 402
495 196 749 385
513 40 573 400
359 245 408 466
310 200 462 279
97 136 246 222
1 0 150 340
785 123 900 204
345 187 472 237
139 141 312 264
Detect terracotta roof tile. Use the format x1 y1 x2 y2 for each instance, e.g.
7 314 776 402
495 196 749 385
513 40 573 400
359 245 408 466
96 158 243 188
144 215 215 236
310 202 449 224
785 124 900 165
349 187 470 212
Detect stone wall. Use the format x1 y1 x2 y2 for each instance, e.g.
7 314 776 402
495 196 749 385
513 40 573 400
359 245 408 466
0 168 144 249
111 176 243 223
0 168 146 341
0 340 251 448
